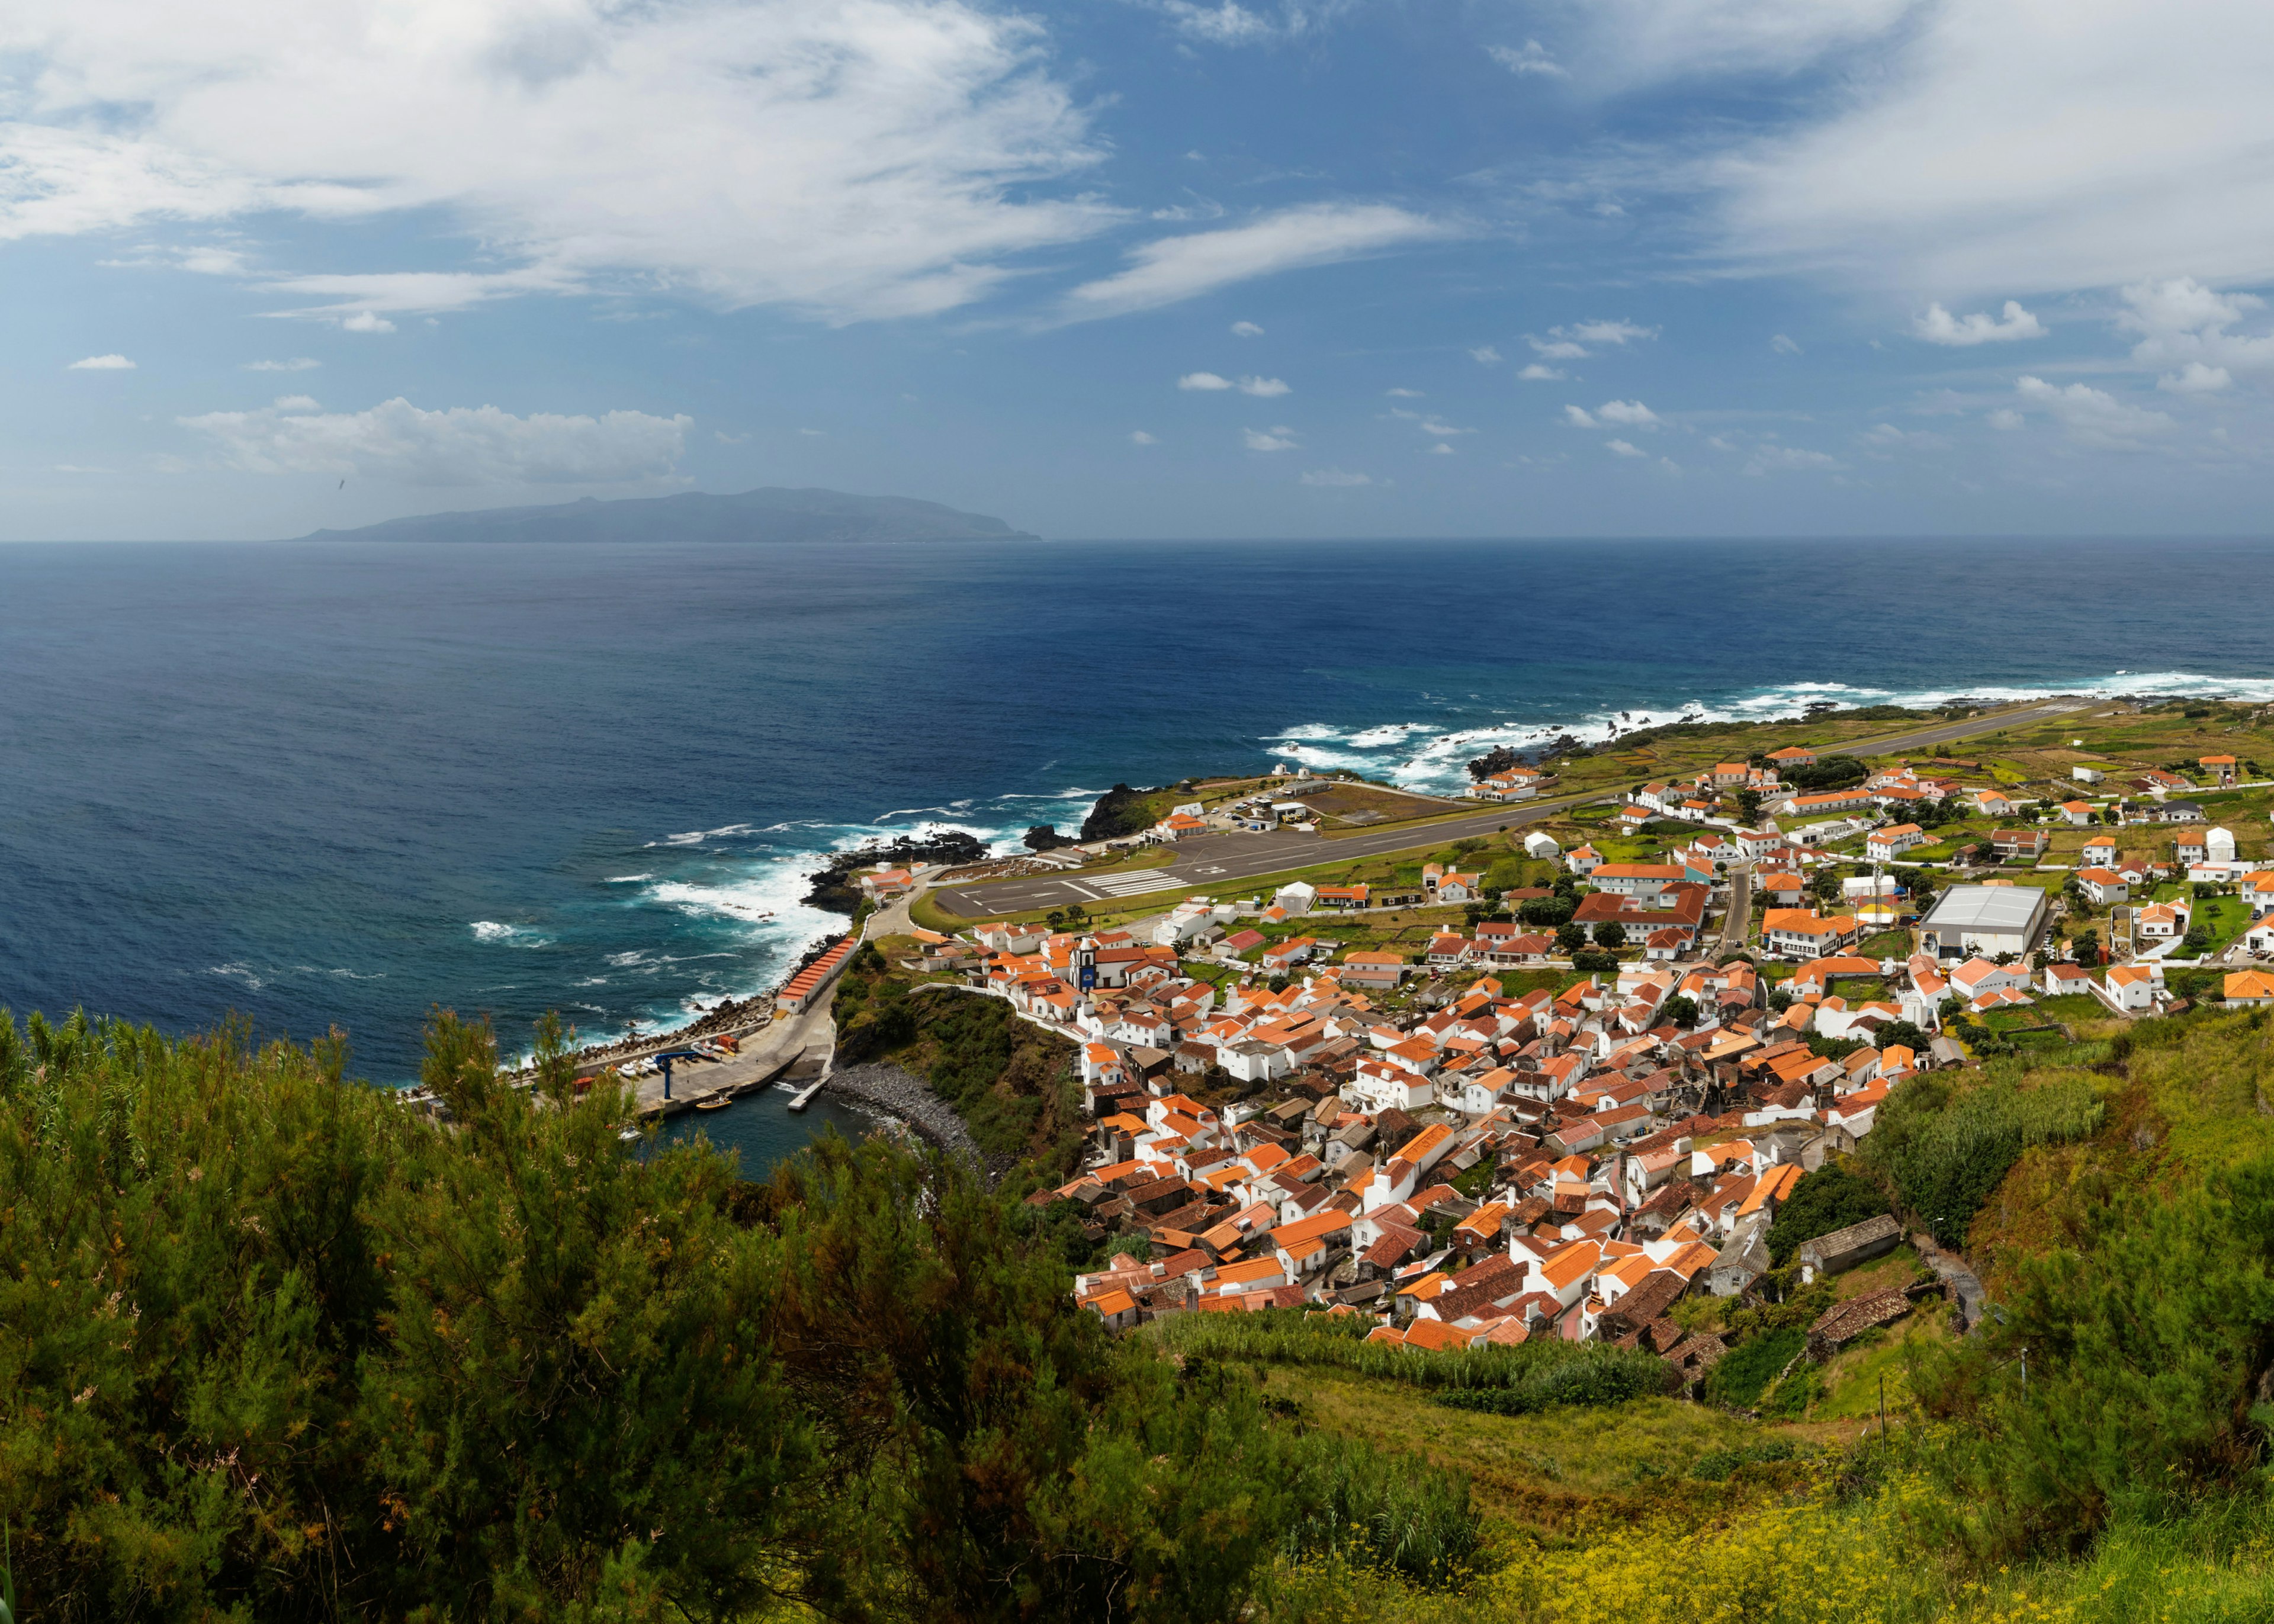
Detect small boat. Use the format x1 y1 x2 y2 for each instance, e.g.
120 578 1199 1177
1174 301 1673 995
695 1096 731 1111
617 1127 641 1142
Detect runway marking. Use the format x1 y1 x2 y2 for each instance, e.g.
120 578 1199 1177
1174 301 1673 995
1081 869 1191 898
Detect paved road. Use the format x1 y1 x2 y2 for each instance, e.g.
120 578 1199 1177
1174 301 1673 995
930 698 2092 921
1846 699 2087 756
1716 867 1752 957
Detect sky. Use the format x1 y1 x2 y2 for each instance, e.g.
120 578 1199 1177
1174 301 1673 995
7 0 2274 539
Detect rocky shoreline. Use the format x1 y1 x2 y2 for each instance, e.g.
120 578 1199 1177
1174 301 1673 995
824 1062 991 1174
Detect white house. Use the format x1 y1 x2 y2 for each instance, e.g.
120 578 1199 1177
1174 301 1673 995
1275 881 1317 916
1949 957 2035 1001
2100 963 2162 1012
2073 766 2105 784
2074 867 2130 906
1865 824 1926 862
1524 831 1561 861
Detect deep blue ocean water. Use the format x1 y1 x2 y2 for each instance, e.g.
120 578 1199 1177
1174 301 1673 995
5 534 2272 1155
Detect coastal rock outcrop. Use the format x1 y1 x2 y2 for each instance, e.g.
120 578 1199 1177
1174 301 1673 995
802 831 988 913
824 1062 991 1173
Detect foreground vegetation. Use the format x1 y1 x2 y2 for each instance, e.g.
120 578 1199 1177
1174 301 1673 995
15 998 2274 1619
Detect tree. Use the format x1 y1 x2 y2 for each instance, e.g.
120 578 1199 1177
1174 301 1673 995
1663 994 1699 1027
1554 921 1588 956
1592 919 1628 950
1735 788 1764 823
1520 894 1575 928
1876 1018 1930 1053
2073 928 2101 966
1571 947 1620 973
1765 1163 1892 1266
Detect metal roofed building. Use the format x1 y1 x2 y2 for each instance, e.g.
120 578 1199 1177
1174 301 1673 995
1916 884 2050 962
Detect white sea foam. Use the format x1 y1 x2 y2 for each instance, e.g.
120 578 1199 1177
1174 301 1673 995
210 962 265 991
1262 668 2274 795
471 921 551 947
605 873 653 883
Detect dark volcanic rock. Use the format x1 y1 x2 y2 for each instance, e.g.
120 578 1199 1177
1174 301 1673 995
804 831 990 914
825 1062 991 1174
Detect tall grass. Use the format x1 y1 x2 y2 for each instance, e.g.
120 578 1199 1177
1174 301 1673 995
1152 1309 1668 1416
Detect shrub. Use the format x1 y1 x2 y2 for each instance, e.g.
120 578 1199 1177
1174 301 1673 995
1765 1163 1893 1266
1862 1069 2103 1245
1704 1327 1805 1408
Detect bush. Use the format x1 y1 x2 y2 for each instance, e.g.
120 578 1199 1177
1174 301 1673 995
1704 1327 1806 1408
1765 1163 1894 1266
1862 1069 2103 1246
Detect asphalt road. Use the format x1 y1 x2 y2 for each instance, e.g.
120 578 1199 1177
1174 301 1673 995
1716 866 1752 956
930 697 2093 921
1843 699 2087 756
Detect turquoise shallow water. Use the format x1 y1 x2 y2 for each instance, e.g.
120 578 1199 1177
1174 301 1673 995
4 533 2272 1088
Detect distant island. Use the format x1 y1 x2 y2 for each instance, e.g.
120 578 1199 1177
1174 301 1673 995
293 485 1037 545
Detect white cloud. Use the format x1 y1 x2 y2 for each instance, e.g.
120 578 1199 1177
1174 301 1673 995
1231 320 1265 336
0 0 1115 325
1770 333 1801 355
1517 363 1564 381
244 357 319 372
1385 387 1424 397
1178 371 1286 396
1428 442 1456 455
1595 398 1659 427
340 311 397 334
1159 0 1278 45
1706 435 1738 451
1986 409 2025 430
178 397 690 485
1059 204 1450 321
272 394 320 411
2119 278 2274 379
1744 445 1840 474
2160 361 2233 394
1527 336 1589 360
1562 319 1658 346
1470 345 1503 364
1488 40 1568 77
1708 1 2274 297
1913 301 2047 346
1562 405 1597 428
1130 429 1159 443
2014 375 2173 447
1419 417 1473 436
1605 438 1645 456
68 353 136 370
1861 422 1949 449
1302 468 1372 485
1243 426 1299 451
1576 0 1913 85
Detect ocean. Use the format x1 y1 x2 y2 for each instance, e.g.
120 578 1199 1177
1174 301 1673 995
4 533 2270 1164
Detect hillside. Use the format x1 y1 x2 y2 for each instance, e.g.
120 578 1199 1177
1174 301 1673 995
294 485 1036 545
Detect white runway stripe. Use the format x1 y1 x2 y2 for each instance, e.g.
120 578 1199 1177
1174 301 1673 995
1081 869 1190 897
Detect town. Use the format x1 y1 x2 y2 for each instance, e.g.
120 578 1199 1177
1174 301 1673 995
831 704 2274 1376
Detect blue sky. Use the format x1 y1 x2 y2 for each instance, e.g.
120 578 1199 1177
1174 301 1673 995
6 0 2274 539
